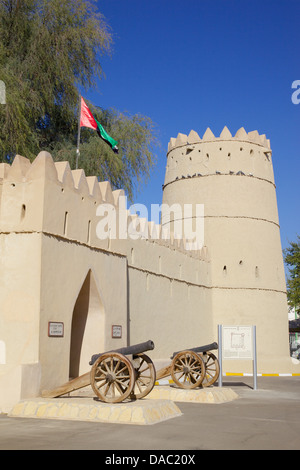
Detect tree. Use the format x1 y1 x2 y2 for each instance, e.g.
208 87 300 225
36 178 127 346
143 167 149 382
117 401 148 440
284 235 300 317
52 105 158 200
0 0 158 199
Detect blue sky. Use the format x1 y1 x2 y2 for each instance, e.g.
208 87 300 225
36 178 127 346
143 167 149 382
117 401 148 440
85 0 300 252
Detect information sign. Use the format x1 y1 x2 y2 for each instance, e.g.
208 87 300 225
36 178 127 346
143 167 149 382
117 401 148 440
218 324 257 390
48 322 64 337
112 325 122 338
222 325 253 360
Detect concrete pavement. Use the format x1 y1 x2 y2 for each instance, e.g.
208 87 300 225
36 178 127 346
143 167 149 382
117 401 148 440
1 376 300 450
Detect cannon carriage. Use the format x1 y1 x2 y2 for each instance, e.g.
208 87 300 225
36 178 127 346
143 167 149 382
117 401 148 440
42 340 219 403
42 340 156 404
156 342 220 389
89 340 156 403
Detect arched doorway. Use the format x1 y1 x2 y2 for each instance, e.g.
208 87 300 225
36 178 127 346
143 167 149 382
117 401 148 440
69 270 105 378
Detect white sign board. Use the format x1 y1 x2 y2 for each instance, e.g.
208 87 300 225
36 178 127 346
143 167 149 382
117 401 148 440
218 324 257 390
112 325 122 338
222 325 253 360
48 322 64 337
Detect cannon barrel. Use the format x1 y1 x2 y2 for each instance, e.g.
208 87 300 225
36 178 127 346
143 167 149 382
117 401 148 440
171 342 218 359
89 340 155 365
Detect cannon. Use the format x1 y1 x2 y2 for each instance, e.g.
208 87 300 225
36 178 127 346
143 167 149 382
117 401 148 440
89 340 156 403
156 342 219 389
42 340 156 404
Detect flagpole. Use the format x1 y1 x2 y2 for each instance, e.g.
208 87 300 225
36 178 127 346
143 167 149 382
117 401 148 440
76 94 81 169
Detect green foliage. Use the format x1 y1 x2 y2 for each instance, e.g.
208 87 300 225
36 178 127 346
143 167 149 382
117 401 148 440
284 235 300 316
0 0 158 199
52 104 158 200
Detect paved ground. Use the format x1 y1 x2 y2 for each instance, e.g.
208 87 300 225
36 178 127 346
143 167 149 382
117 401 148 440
1 376 300 451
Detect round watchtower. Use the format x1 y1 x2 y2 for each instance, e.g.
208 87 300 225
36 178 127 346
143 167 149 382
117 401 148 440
162 126 292 374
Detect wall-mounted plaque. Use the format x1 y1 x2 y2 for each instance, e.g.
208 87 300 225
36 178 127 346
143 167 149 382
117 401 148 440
48 322 64 337
112 325 122 338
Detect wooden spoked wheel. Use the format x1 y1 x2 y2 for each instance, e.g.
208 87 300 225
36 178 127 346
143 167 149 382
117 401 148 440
90 352 135 403
171 350 205 389
201 352 220 387
131 353 156 399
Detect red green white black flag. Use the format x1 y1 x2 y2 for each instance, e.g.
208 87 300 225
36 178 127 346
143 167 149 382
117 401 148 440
79 96 118 153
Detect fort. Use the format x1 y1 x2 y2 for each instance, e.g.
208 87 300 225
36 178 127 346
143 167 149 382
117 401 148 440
0 126 298 412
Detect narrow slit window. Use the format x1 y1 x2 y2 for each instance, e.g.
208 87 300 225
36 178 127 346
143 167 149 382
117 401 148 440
87 220 91 244
63 212 68 236
21 204 26 220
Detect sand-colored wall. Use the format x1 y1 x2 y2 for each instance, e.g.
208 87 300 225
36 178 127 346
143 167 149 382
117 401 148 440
118 236 213 363
38 233 128 388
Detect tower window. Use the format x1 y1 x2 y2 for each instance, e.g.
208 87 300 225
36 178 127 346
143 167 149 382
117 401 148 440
87 220 91 244
21 204 26 220
63 212 68 235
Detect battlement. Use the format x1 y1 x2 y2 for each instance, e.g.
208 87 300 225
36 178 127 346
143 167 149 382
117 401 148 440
0 152 208 262
167 126 271 153
164 126 274 188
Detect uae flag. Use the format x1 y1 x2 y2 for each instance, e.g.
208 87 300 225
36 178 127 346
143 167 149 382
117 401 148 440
80 97 118 153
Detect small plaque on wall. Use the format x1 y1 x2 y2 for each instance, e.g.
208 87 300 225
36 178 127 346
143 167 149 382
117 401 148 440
48 322 64 337
112 325 122 338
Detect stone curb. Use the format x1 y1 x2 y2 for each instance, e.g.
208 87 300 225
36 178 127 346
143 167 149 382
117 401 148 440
148 386 239 403
8 398 182 425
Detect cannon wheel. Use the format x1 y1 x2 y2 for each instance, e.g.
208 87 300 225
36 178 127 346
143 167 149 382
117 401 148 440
90 352 135 403
171 350 205 389
201 352 220 387
131 353 156 399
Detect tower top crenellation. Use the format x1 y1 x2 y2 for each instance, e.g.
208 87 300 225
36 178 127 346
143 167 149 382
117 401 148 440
167 126 271 153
